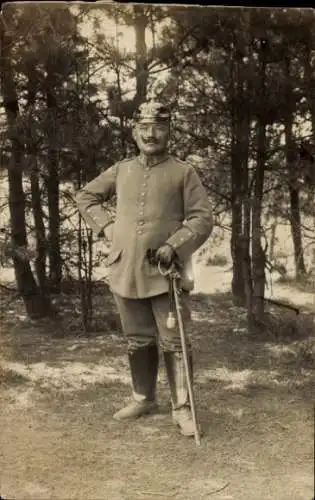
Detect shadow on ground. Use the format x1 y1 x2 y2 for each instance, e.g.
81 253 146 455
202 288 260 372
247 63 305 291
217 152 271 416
0 289 314 500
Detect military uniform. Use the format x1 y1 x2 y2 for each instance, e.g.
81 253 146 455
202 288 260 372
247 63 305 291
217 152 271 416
75 101 213 436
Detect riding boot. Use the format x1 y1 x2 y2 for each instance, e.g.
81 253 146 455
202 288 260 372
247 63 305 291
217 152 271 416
163 351 195 437
113 343 159 420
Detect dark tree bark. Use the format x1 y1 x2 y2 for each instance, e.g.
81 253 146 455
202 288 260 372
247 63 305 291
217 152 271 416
1 21 52 318
241 123 253 330
303 43 315 142
45 68 62 291
30 158 48 294
268 217 278 261
230 146 245 305
288 183 307 278
252 46 267 320
252 123 266 319
133 5 149 105
239 99 252 325
230 33 251 306
302 39 315 240
107 6 149 122
26 71 49 296
47 150 61 289
284 57 307 280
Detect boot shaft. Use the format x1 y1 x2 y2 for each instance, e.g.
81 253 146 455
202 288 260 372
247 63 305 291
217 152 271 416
128 343 159 401
163 351 193 410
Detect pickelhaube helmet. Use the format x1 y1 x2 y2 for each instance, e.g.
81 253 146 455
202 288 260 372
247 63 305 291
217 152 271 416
133 100 171 122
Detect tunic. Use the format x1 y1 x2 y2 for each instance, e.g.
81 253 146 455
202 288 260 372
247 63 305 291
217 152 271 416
75 154 213 298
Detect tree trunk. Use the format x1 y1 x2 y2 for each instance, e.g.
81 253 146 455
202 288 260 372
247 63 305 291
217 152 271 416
289 185 307 278
26 71 49 297
240 94 252 328
241 118 253 330
115 67 127 156
230 39 251 306
1 22 52 318
252 120 266 319
302 41 315 240
47 150 61 289
251 49 267 320
7 167 51 318
231 192 245 305
133 6 149 106
268 215 278 261
84 228 93 331
30 158 48 293
303 43 315 143
284 57 307 280
241 214 254 331
45 73 62 291
230 76 244 303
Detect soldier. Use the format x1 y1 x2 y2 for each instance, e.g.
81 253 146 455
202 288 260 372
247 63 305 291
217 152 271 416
75 100 213 437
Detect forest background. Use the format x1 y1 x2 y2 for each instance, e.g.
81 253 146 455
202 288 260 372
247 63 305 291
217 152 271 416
0 3 314 331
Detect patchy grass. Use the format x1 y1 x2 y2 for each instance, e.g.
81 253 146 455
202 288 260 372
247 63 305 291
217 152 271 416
290 336 315 369
0 282 121 340
251 309 314 343
0 366 29 386
0 273 314 500
276 273 315 294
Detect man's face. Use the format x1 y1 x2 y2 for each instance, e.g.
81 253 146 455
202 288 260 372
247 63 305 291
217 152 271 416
133 119 169 156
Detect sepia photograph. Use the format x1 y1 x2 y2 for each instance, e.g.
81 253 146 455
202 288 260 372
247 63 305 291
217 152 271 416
0 2 314 499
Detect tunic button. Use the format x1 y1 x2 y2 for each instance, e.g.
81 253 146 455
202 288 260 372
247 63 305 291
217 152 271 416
139 221 144 226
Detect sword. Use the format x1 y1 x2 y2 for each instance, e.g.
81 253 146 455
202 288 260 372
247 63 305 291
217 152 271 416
157 260 201 447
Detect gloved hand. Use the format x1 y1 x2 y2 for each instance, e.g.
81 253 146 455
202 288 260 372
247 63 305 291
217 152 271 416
155 243 177 268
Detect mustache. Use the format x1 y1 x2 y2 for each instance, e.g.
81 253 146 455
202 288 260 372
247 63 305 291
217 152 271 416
141 138 160 144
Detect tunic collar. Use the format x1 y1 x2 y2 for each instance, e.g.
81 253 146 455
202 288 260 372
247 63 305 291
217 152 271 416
138 152 169 168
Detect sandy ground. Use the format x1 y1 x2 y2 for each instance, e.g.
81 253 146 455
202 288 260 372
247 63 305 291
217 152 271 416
0 263 314 500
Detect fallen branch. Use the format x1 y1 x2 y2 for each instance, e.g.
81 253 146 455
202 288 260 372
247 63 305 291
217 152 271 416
0 283 18 293
256 296 300 315
136 491 177 497
207 481 230 496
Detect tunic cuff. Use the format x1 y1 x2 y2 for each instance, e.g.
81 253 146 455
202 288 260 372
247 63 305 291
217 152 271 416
165 226 195 262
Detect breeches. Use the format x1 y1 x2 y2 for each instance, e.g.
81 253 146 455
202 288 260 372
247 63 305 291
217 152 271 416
113 292 192 352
